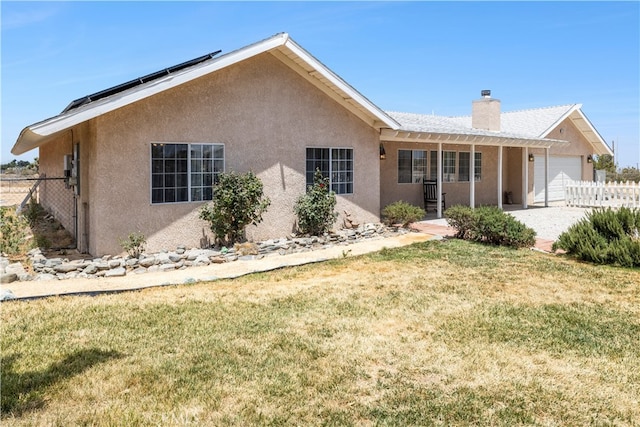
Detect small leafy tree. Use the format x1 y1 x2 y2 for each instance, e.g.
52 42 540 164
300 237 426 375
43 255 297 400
294 169 337 235
593 154 616 175
199 171 270 246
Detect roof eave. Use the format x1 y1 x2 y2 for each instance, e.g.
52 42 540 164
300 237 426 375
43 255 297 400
380 128 568 148
280 38 399 130
569 109 613 156
538 104 613 156
538 104 581 138
11 32 398 155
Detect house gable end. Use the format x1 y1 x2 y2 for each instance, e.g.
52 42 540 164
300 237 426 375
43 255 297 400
11 33 397 156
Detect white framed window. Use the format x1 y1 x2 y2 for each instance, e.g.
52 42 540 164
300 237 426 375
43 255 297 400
430 151 482 183
429 150 438 180
459 152 483 182
398 149 427 183
443 151 456 182
306 147 353 194
474 152 482 181
459 152 471 182
151 142 224 204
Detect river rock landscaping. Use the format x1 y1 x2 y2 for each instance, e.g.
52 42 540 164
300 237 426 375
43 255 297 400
0 223 408 284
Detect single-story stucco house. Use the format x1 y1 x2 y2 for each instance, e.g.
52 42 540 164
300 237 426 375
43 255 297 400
11 33 612 255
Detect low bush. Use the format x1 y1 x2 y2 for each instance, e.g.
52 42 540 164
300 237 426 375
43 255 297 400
381 201 425 228
445 205 536 248
119 231 147 258
442 205 475 239
553 207 640 268
294 169 337 235
0 206 30 255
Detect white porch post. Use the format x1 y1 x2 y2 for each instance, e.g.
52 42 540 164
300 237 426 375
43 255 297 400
544 147 549 207
498 145 503 210
437 142 443 218
470 144 475 208
522 147 529 209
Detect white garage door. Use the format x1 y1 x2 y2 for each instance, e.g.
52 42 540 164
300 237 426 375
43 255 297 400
534 156 582 203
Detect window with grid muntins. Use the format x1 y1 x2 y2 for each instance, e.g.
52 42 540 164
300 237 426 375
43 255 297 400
151 143 224 204
443 151 456 182
398 150 427 183
459 152 471 182
306 147 353 194
474 152 482 181
429 150 438 181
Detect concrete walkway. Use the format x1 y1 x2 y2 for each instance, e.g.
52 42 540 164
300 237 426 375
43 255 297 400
1 204 588 301
1 233 435 300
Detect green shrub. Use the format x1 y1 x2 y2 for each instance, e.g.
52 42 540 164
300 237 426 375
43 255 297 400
294 169 337 235
23 197 45 226
442 205 475 239
381 201 425 227
445 205 537 248
119 232 146 258
200 171 270 246
553 207 640 268
0 206 30 255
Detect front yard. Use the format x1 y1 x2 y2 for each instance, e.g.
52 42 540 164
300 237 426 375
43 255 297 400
2 239 639 426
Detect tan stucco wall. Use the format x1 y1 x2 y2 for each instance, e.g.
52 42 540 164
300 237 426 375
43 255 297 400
38 133 75 239
543 117 593 181
525 117 595 203
37 121 96 252
379 142 503 210
73 52 380 255
505 147 524 204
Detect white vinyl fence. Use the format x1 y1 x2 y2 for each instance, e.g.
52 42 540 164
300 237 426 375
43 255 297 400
565 181 640 208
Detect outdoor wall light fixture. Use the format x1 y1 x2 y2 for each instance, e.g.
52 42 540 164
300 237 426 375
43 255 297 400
587 155 593 163
528 153 535 162
380 144 386 160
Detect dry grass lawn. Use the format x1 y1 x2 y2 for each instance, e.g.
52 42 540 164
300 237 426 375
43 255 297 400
2 239 639 426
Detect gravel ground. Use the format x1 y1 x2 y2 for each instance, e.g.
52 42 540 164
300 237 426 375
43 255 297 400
420 204 590 241
505 206 589 241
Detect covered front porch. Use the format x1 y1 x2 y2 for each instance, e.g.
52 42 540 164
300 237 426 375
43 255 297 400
379 129 569 218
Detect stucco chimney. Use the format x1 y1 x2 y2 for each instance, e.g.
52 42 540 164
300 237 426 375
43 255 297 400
472 90 501 131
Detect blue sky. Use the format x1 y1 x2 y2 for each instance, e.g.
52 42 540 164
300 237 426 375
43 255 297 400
2 1 639 167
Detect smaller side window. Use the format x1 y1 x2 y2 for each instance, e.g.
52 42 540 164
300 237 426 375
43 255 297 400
429 151 438 180
458 152 470 182
443 151 456 182
474 152 482 181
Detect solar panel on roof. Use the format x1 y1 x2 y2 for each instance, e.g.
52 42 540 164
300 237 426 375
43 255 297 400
62 50 222 113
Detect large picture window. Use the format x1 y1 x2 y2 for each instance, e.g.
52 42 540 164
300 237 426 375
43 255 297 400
151 143 224 204
398 149 427 184
306 147 353 194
